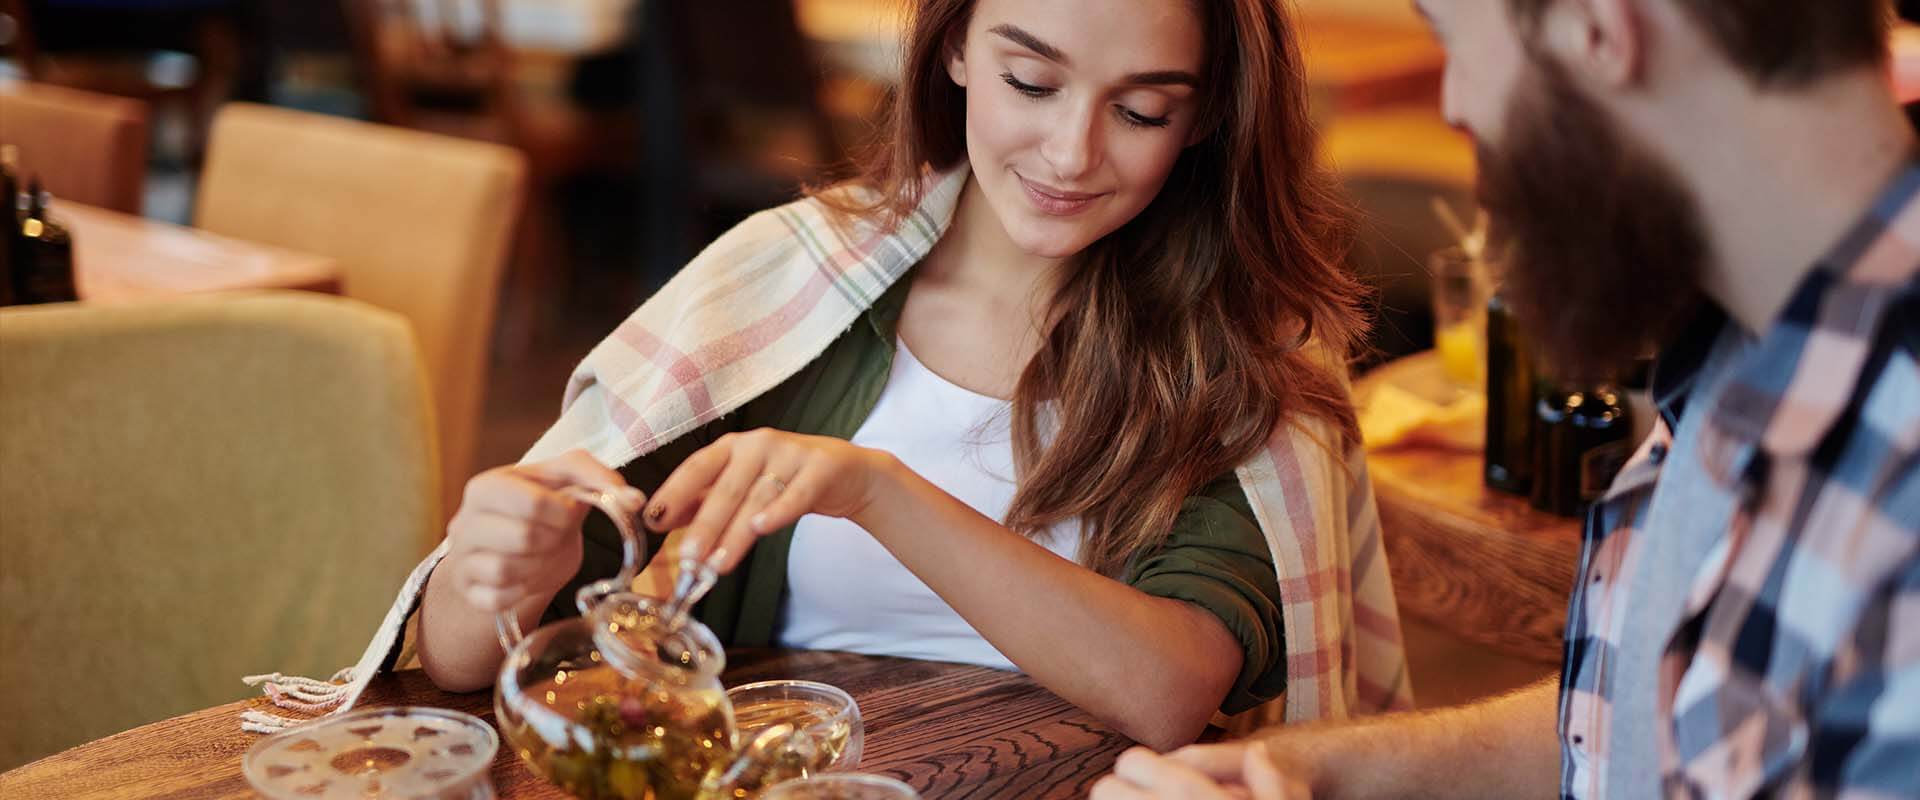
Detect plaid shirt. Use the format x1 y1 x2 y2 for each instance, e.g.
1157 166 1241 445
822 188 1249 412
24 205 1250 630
1559 164 1920 799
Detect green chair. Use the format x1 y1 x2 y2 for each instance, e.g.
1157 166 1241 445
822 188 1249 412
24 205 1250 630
0 293 439 769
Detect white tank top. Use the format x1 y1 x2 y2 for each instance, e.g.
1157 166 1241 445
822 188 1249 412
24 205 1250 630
777 339 1082 670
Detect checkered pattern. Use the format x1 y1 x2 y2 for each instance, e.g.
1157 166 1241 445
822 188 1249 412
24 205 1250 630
1559 166 1920 798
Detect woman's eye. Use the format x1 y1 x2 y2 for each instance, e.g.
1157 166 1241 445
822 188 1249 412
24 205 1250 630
1118 107 1172 129
1000 72 1055 99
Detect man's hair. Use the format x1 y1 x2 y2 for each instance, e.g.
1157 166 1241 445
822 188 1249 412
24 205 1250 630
1507 0 1891 87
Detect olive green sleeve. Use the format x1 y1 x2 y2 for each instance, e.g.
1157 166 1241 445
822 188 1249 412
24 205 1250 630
1124 473 1287 716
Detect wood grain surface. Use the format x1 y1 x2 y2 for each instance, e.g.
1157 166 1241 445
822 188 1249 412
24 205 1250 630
1358 353 1583 665
0 649 1134 799
57 203 341 303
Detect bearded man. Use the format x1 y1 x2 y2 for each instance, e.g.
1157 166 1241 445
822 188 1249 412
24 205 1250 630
1094 1 1919 797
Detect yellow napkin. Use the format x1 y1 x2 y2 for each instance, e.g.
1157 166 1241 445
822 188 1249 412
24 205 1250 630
1359 383 1486 452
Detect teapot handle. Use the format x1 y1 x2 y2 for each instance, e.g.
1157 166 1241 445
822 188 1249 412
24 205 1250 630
493 485 649 651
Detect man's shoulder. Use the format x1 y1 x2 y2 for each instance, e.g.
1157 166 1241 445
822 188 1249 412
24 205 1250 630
1853 283 1919 457
1824 289 1920 538
1890 285 1920 368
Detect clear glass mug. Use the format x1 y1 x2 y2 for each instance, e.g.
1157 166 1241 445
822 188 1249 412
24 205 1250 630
492 488 737 800
702 680 865 796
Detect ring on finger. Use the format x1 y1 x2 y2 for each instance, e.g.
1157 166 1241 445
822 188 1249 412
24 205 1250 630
757 472 788 494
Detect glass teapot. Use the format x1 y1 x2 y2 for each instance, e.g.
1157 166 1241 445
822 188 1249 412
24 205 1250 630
492 488 736 800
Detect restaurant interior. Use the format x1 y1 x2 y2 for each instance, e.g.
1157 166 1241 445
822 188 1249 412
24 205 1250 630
1 1 1915 797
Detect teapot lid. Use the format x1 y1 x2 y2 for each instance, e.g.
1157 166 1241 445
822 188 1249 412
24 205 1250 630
588 592 728 680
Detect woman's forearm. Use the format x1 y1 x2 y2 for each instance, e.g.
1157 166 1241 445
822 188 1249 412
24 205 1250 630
851 454 1243 750
416 566 552 693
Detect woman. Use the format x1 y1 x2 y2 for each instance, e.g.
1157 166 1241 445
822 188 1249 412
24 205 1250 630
248 0 1411 750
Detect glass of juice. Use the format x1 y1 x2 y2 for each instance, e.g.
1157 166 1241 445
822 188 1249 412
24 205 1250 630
1429 245 1491 390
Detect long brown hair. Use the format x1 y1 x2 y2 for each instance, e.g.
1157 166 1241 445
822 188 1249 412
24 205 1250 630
816 0 1367 576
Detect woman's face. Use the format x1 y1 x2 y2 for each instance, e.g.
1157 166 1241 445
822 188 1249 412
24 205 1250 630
947 0 1206 259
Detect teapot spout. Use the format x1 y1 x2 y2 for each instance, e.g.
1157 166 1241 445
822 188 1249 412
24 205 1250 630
704 722 818 799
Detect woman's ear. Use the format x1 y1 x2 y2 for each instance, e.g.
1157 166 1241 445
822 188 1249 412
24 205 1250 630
945 28 970 86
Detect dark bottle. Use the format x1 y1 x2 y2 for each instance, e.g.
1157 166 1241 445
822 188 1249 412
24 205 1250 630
0 145 18 306
14 180 78 304
1483 292 1534 494
1529 384 1632 517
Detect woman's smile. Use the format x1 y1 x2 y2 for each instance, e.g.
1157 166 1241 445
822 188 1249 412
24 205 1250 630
1015 171 1109 216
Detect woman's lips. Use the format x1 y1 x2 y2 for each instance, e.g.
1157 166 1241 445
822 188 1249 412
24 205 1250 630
1017 173 1105 216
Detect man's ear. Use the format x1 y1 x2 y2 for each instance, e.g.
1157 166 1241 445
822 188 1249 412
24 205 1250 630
1538 0 1645 88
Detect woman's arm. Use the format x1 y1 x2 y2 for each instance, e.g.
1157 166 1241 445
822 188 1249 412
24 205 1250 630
646 429 1246 750
416 451 639 692
860 453 1244 750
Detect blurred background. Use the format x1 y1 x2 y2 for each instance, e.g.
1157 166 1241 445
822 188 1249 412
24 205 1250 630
0 0 1471 481
7 1 1920 770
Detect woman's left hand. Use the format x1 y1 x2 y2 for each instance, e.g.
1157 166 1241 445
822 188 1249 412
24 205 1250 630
641 428 897 572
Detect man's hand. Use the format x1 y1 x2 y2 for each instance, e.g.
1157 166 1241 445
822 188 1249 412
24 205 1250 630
1090 742 1312 800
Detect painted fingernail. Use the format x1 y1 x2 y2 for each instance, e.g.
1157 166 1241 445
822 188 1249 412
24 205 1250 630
750 513 770 534
705 546 731 570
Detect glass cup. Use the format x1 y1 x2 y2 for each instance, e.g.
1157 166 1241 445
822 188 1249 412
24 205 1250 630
242 707 498 799
1429 245 1492 390
703 680 864 797
761 774 921 800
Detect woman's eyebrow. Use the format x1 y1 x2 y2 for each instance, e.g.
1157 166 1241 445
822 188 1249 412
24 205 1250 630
989 24 1068 64
987 23 1199 87
1125 70 1200 88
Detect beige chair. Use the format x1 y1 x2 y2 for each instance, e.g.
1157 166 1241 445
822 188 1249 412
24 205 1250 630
195 103 527 527
0 79 149 213
0 293 438 770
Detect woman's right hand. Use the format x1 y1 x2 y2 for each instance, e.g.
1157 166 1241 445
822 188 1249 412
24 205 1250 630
441 449 643 613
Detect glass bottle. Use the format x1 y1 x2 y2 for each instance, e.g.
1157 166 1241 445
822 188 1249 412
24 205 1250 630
0 145 18 306
1483 292 1534 494
1529 384 1631 517
15 179 77 304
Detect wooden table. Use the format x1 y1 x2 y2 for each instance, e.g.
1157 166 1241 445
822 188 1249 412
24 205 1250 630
0 649 1132 799
56 203 341 303
1357 352 1583 665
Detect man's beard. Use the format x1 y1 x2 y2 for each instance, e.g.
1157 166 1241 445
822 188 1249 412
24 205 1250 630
1474 58 1708 382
